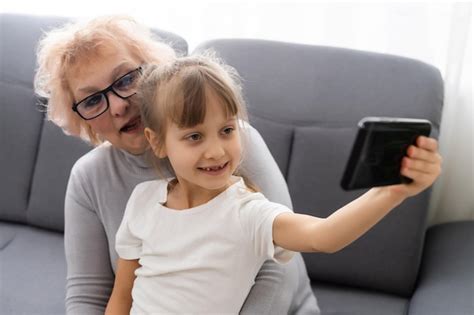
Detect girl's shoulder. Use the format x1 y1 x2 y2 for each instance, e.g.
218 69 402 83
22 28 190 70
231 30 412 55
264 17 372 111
132 178 170 201
232 177 266 202
233 177 291 212
124 178 170 217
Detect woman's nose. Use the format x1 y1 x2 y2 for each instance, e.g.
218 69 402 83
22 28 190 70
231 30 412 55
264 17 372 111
108 92 129 117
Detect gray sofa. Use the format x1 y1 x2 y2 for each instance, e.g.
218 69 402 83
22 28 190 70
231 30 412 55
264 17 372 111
1 13 473 315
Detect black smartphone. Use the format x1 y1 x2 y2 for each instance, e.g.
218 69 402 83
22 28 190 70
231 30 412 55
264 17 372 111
340 117 432 190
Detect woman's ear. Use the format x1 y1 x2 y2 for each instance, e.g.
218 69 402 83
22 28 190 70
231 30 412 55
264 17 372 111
144 127 167 158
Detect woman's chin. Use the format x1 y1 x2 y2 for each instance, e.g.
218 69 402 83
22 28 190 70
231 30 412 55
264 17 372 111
117 136 148 155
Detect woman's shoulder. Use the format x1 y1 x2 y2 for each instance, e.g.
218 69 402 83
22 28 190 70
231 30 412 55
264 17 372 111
65 144 120 202
70 142 115 175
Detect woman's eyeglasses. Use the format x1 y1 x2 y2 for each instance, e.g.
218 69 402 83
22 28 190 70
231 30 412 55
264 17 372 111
72 67 142 120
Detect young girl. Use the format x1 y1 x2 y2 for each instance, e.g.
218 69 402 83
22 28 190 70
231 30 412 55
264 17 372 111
105 55 442 314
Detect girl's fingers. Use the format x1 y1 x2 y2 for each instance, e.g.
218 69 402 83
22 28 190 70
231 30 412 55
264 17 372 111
402 157 441 175
401 166 431 183
407 144 443 164
416 136 438 152
399 137 443 192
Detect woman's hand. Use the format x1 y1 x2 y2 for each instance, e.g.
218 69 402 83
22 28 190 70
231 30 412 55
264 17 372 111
384 136 443 198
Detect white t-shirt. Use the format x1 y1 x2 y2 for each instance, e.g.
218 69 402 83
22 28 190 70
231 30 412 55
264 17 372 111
116 177 294 314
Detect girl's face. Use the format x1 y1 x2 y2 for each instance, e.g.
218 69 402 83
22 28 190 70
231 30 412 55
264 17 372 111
68 45 147 154
160 91 242 195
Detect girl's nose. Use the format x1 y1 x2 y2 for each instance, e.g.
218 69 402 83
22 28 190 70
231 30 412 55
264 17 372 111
204 141 226 160
108 92 130 117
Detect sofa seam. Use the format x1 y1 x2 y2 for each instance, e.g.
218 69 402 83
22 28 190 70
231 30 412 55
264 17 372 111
252 113 357 128
25 114 46 218
285 128 295 180
0 233 16 251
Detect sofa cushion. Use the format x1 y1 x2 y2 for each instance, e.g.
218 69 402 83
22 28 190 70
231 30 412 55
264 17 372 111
0 81 43 224
0 14 80 226
0 14 69 86
0 222 66 315
249 116 294 178
313 282 409 315
409 221 474 315
27 121 92 231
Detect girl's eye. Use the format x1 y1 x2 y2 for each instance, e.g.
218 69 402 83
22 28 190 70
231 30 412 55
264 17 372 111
186 133 202 142
222 127 235 135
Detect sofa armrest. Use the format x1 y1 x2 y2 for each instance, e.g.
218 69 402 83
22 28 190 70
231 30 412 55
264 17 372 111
409 221 474 315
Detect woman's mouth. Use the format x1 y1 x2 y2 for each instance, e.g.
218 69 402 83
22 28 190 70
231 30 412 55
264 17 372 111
120 116 142 133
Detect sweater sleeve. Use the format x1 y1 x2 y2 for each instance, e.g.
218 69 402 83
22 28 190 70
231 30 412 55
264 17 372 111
64 165 114 315
239 122 293 209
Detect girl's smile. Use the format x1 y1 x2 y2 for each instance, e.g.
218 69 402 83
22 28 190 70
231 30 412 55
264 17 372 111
197 161 230 176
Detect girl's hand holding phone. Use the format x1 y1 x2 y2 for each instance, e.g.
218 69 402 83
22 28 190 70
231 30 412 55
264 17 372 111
384 136 442 198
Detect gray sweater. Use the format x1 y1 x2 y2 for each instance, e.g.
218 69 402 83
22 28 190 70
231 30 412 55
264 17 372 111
64 125 318 314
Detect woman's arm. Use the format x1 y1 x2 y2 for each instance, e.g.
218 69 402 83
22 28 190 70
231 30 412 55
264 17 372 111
105 258 140 315
240 255 318 315
240 122 293 208
64 170 114 315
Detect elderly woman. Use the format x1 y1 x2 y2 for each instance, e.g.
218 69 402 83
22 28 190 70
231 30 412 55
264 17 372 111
34 16 319 314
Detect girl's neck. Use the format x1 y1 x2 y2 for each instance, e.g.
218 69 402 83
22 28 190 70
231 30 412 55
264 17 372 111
165 177 236 210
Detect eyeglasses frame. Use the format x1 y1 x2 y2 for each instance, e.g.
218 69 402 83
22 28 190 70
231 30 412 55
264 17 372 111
71 66 142 121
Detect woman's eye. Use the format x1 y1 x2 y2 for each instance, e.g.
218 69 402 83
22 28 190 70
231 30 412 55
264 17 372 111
83 94 104 108
114 73 136 90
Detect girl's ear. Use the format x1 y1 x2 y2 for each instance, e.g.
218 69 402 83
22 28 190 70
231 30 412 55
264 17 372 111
144 127 167 158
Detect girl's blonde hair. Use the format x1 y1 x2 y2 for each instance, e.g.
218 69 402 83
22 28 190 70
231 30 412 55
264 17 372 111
136 53 258 192
34 15 176 144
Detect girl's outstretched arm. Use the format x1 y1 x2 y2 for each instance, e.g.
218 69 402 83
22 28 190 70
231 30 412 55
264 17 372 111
273 188 405 253
273 136 442 253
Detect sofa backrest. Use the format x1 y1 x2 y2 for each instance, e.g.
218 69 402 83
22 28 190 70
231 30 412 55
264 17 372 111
193 39 443 297
0 13 188 232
